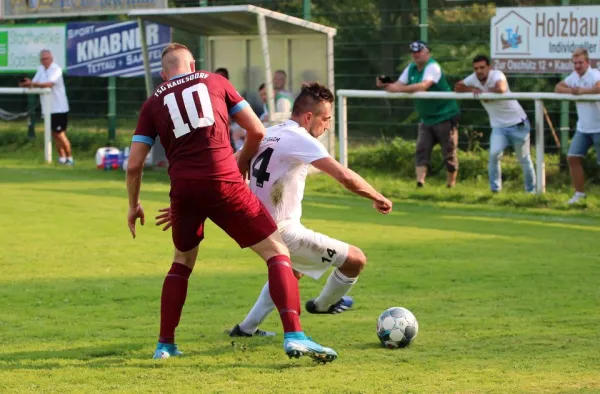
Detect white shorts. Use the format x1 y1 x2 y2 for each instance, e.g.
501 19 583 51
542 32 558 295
280 223 350 280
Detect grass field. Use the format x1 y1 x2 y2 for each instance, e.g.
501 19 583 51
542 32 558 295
1 157 600 393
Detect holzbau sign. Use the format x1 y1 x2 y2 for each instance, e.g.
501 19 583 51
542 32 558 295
491 6 600 74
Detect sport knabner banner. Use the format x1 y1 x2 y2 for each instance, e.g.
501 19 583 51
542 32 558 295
3 0 168 19
66 21 171 77
491 6 600 73
0 25 66 73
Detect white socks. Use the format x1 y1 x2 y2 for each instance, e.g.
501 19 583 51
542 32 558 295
314 269 357 312
238 282 275 334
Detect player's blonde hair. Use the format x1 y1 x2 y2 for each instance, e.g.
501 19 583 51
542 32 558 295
572 48 589 61
161 43 192 59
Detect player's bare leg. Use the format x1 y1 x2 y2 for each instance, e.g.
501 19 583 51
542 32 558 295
53 133 67 163
416 165 427 187
446 170 457 188
56 131 73 165
250 232 337 362
306 245 366 314
153 246 198 359
231 268 303 338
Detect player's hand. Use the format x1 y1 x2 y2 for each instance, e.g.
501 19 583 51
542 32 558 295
572 87 583 95
373 197 393 214
473 88 483 98
375 78 386 88
155 206 172 231
237 156 250 180
127 203 145 238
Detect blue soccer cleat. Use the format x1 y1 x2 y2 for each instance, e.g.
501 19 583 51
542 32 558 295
283 332 338 363
152 342 183 359
305 296 354 314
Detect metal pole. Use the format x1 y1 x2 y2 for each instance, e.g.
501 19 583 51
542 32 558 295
303 0 311 21
107 76 117 141
326 33 335 157
535 99 546 194
27 95 36 139
198 0 207 69
419 0 428 42
257 14 275 122
338 95 348 168
138 17 153 97
559 0 570 165
42 93 52 163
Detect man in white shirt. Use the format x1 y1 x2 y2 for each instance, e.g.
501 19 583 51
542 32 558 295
19 49 73 165
455 55 535 193
555 48 600 204
221 83 392 337
273 70 294 113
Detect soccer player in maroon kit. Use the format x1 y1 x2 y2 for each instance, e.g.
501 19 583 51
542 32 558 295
126 43 337 362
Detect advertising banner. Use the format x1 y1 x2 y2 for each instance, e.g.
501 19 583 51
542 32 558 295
66 21 170 77
491 6 600 73
0 24 66 73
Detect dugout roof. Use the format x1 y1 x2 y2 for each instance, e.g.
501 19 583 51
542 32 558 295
128 5 337 37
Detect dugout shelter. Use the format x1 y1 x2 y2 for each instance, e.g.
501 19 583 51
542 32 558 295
129 5 337 163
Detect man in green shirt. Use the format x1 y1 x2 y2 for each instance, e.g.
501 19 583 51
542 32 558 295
377 41 461 188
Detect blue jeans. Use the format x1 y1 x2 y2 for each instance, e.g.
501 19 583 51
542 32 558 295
488 120 536 192
567 131 600 164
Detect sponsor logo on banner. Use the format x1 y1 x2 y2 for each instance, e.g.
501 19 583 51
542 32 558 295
66 21 171 77
491 6 600 73
0 25 66 73
3 0 167 19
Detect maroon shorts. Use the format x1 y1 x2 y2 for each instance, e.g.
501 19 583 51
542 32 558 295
169 179 277 252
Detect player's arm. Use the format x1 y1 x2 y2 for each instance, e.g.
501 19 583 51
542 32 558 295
126 100 157 238
31 67 61 88
232 106 265 172
572 81 600 95
555 81 573 94
388 80 434 93
488 79 508 94
454 80 474 92
311 157 392 214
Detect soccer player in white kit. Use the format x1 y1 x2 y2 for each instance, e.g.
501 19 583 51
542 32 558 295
226 83 393 337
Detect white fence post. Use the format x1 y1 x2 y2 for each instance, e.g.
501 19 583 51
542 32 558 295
338 95 348 167
42 93 53 164
534 100 546 194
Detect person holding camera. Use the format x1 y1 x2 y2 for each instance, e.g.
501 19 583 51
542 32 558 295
376 41 460 188
19 49 73 165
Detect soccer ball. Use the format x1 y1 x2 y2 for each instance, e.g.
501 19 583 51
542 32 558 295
376 307 419 349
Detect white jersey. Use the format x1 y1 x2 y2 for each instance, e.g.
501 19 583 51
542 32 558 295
249 120 329 226
564 68 600 134
32 63 70 114
462 70 527 128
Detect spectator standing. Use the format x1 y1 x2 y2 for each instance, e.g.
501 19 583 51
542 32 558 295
19 49 73 165
455 55 535 193
273 70 294 113
555 48 600 205
376 41 460 188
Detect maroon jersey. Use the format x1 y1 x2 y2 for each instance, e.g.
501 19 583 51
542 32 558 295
133 71 248 182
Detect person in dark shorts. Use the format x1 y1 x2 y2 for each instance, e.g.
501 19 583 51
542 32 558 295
376 41 460 188
125 43 337 363
19 49 74 165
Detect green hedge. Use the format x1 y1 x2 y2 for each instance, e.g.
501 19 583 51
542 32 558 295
0 130 131 154
348 138 600 186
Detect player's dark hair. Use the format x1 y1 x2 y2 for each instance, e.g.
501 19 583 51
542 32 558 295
472 55 490 65
215 67 229 80
292 83 334 116
258 83 265 90
161 43 192 59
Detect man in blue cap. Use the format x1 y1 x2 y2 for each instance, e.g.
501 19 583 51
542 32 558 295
377 41 461 188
